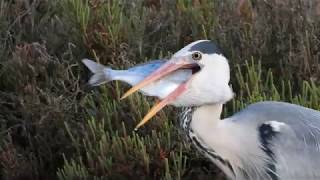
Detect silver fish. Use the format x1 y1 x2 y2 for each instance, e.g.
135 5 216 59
82 59 192 99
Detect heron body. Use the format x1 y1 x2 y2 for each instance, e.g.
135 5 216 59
169 41 320 180
84 40 320 180
181 102 320 180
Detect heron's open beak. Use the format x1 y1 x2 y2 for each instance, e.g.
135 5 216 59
120 57 199 130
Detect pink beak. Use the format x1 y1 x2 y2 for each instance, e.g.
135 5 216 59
120 57 198 130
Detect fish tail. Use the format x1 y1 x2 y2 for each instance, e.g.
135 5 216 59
82 59 113 86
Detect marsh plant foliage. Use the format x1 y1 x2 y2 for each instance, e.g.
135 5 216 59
0 0 319 179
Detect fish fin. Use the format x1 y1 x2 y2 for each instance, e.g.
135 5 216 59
82 59 113 86
82 59 105 73
88 71 108 86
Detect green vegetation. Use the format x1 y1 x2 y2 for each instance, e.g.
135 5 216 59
0 0 319 179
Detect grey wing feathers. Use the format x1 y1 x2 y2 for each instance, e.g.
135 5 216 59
234 101 320 179
234 101 320 145
271 125 320 179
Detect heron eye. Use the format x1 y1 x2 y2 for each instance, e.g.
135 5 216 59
192 52 202 60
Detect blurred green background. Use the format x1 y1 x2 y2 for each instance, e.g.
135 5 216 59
0 0 320 179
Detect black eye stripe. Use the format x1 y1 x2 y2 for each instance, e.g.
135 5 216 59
189 40 222 55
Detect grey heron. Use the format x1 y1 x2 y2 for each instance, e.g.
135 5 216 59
119 40 320 180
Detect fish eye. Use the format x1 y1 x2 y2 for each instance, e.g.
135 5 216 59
192 51 202 60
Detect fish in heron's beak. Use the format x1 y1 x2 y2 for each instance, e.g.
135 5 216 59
120 56 200 130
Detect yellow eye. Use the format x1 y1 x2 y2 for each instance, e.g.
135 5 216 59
192 52 202 60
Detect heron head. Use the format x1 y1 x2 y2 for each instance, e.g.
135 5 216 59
122 40 234 129
169 40 233 106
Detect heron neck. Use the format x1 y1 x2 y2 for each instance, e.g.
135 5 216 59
180 104 223 132
185 104 238 179
191 104 223 128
